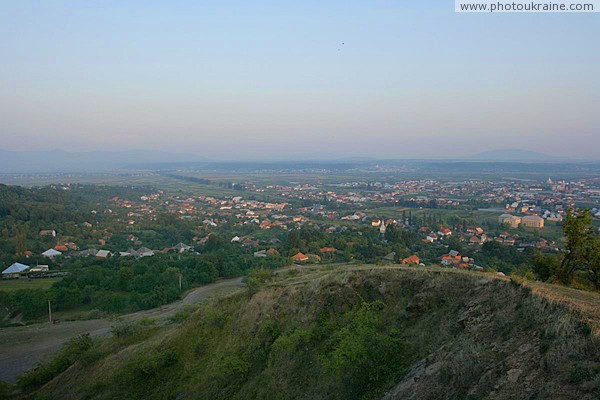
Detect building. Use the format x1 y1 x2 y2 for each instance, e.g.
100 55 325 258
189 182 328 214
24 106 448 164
2 263 30 278
498 214 522 228
438 228 452 236
42 249 62 258
441 250 462 266
129 247 154 257
29 265 49 273
521 215 545 228
379 222 386 235
172 243 193 253
307 254 322 263
402 255 420 265
292 252 309 263
73 249 98 257
96 250 113 258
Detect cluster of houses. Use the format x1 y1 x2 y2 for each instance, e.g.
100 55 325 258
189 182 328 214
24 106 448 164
441 250 479 269
5 242 198 280
257 177 599 221
53 175 591 260
8 175 593 281
69 243 195 259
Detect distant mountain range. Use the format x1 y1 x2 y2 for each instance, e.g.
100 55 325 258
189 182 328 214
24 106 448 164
0 149 206 173
468 149 577 162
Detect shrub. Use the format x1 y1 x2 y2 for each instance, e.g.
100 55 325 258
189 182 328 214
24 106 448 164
169 306 196 323
118 349 181 396
320 301 406 396
111 322 137 338
0 381 14 399
245 268 275 296
86 309 107 320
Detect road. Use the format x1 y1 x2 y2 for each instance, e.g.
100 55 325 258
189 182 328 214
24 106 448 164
0 276 244 384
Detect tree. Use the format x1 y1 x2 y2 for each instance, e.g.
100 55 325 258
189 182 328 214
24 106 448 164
446 236 463 255
556 209 596 285
204 234 225 252
322 301 404 395
384 223 400 243
245 268 274 296
585 239 600 290
532 251 559 282
14 230 27 255
285 230 301 252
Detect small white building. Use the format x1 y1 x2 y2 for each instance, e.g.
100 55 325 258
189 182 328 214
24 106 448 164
29 265 49 272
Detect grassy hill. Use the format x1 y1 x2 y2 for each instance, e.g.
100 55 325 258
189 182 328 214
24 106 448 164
8 266 600 400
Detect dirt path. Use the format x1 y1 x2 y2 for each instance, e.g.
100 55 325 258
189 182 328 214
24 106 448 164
0 276 244 384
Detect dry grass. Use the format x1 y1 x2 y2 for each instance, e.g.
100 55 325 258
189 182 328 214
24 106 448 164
520 279 600 336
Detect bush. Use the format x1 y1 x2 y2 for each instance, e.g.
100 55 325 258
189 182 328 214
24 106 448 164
111 322 138 338
117 349 181 397
86 309 107 320
169 305 197 323
0 381 14 400
245 268 275 296
321 301 405 390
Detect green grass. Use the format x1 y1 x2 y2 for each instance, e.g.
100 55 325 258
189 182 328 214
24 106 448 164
0 278 61 292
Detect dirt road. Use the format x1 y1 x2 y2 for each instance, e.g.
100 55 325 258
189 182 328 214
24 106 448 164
0 276 244 383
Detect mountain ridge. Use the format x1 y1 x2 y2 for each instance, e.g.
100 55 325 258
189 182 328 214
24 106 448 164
0 149 207 173
468 149 577 162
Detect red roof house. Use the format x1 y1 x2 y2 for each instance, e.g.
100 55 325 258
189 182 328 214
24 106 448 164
292 252 309 262
402 255 420 265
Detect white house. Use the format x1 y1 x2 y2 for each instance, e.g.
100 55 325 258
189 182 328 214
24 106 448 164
29 265 49 272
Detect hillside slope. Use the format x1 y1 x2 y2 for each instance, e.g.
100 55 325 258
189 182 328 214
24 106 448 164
17 267 600 400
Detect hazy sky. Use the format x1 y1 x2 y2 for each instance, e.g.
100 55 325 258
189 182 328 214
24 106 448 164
1 1 599 160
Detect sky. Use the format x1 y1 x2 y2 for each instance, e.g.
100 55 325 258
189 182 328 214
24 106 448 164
1 0 599 161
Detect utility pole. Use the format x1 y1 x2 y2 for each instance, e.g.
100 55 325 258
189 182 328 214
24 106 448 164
179 273 182 291
48 300 52 323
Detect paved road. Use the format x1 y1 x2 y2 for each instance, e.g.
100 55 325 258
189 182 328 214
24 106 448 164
0 276 244 383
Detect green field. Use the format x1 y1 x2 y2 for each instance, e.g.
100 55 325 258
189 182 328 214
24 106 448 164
0 278 61 292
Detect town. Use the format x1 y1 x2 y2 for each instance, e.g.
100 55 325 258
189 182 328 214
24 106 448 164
2 174 599 283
